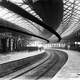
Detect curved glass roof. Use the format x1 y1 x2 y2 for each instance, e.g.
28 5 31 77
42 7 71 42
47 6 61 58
61 0 80 37
50 0 80 41
0 0 80 42
0 0 43 35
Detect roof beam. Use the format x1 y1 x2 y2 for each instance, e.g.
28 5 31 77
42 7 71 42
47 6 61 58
0 0 61 41
0 22 49 43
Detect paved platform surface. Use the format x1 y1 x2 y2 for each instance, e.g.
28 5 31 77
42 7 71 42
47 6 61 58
0 50 45 64
52 49 80 80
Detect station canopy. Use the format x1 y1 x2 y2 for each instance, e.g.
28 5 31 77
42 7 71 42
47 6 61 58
0 0 80 42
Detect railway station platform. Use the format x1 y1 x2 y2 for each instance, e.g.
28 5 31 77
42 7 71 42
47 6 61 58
52 49 80 80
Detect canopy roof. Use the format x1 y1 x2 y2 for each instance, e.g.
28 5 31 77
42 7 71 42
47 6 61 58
0 0 80 42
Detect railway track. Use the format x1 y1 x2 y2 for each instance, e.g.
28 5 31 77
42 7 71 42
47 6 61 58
38 50 68 80
0 51 51 80
0 50 68 80
11 51 58 80
0 51 46 78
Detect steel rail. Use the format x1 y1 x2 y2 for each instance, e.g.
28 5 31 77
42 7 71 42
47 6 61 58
1 52 51 80
10 51 58 80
